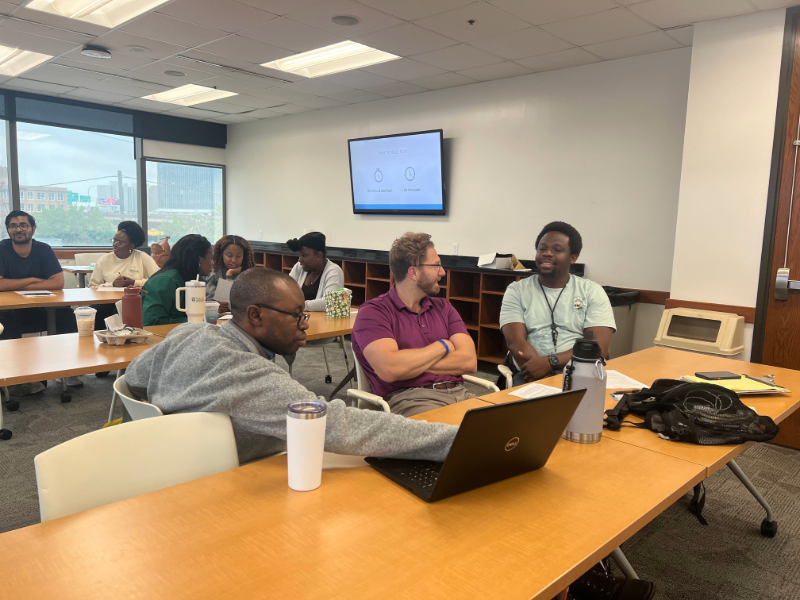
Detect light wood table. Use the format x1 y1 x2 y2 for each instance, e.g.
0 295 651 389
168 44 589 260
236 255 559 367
479 347 800 477
305 310 357 341
0 397 705 600
61 265 95 288
0 289 124 335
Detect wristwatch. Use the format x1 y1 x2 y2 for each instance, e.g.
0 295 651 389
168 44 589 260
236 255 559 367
547 354 560 373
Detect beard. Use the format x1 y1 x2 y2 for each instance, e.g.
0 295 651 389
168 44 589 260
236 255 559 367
417 272 441 297
11 231 32 245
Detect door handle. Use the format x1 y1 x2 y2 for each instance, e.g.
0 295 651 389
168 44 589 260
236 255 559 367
775 267 800 300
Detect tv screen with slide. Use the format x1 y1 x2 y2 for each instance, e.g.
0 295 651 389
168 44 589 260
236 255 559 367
348 130 445 215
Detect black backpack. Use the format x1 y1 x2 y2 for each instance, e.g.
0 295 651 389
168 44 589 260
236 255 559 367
604 379 780 445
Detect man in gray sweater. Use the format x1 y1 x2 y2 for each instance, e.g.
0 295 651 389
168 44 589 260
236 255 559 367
126 267 458 464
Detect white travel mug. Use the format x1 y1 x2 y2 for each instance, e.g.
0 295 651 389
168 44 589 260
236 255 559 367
175 280 206 323
286 400 328 492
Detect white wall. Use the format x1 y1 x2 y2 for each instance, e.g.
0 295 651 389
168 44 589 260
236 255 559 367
670 9 786 307
227 48 691 291
142 140 226 165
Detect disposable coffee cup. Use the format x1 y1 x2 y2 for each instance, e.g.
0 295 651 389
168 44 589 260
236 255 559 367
205 301 220 324
74 306 97 337
286 400 327 492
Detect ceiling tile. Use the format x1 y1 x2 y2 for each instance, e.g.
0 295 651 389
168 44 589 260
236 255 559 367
116 97 176 111
356 0 473 21
247 108 285 118
238 17 344 52
665 25 693 46
51 58 127 77
364 81 427 97
128 62 216 85
62 48 156 70
93 31 187 60
63 88 135 103
325 89 384 103
316 69 396 89
214 93 286 108
193 99 252 113
197 35 291 64
627 0 755 29
82 79 168 97
120 13 228 48
236 0 324 16
268 103 314 114
0 11 97 45
412 43 502 71
158 0 277 33
362 57 446 80
408 71 478 90
1 78 75 94
288 78 354 96
584 30 681 60
457 60 532 81
19 65 104 88
9 7 109 37
414 1 529 43
194 74 271 94
515 47 601 71
470 26 573 59
213 113 255 123
168 105 221 119
356 23 459 56
540 8 657 46
0 25 80 56
285 0 403 37
273 93 345 109
751 0 800 7
168 50 295 84
485 0 616 26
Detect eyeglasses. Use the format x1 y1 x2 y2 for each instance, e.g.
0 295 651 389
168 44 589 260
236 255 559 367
110 238 130 246
255 304 310 327
7 223 31 230
417 263 444 270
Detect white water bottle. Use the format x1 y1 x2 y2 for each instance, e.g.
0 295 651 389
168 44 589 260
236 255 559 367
286 400 328 491
175 280 206 323
562 338 607 444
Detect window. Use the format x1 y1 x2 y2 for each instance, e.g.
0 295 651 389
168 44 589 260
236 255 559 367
36 192 45 200
0 122 8 241
17 123 137 246
1 190 7 199
19 189 23 199
28 203 33 211
37 204 44 212
145 160 224 245
27 192 33 200
57 193 63 201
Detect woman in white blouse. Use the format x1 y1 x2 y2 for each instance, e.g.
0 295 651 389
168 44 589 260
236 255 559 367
89 221 159 289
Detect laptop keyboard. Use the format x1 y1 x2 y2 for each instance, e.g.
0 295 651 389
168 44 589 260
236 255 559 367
398 464 441 490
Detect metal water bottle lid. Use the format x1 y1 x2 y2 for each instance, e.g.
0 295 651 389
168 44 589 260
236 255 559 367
287 400 328 419
572 338 602 360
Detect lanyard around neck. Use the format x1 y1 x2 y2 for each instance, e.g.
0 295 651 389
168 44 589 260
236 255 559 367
538 275 569 353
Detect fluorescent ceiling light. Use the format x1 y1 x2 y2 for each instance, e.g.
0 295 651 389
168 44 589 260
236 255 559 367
262 41 400 78
25 0 171 28
18 132 50 141
142 84 238 107
0 45 52 76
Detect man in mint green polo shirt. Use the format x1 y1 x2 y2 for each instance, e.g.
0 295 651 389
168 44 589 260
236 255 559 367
500 222 615 385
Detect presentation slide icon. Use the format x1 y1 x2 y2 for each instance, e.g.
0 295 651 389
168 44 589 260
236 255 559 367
405 167 415 181
374 168 383 182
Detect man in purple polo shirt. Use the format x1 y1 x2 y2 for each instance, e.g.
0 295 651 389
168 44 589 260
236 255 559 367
352 232 478 417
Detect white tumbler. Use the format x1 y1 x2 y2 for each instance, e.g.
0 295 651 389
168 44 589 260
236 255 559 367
562 338 607 444
175 280 206 323
286 400 328 491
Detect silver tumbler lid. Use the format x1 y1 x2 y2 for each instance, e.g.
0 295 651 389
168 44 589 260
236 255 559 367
287 400 328 419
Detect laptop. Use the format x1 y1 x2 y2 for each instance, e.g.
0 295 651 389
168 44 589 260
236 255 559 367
365 389 586 503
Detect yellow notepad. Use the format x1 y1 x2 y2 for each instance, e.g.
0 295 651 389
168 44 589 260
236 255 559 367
680 375 789 394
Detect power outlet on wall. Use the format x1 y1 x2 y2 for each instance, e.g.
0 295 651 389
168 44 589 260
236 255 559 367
452 243 459 256
258 230 263 240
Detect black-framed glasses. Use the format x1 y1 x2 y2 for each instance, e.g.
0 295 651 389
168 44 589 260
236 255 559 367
417 263 444 269
7 223 31 231
255 304 310 327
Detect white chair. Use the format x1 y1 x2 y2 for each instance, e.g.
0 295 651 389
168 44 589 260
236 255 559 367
113 375 164 420
346 350 500 412
35 412 239 522
73 252 106 288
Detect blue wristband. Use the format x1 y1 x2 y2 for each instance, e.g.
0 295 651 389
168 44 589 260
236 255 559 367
437 339 449 355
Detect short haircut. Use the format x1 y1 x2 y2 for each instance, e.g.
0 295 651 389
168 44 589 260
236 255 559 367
117 221 146 248
389 232 434 283
535 221 583 257
230 267 296 321
212 235 255 274
5 210 35 229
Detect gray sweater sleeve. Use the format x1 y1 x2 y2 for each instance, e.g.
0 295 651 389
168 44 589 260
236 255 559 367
125 324 457 461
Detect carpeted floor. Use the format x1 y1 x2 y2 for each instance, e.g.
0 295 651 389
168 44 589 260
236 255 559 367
1 342 799 600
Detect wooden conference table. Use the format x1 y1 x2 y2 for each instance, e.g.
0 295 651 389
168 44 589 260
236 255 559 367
0 289 123 335
0 397 706 600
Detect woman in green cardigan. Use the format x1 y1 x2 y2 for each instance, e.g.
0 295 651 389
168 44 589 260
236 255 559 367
142 234 213 326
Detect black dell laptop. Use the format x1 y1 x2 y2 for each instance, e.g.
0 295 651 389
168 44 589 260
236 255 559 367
365 389 586 503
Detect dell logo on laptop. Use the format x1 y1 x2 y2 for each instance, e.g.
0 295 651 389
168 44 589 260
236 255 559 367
505 437 520 451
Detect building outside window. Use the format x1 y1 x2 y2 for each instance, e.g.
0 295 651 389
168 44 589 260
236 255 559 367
37 204 44 212
36 192 44 200
48 192 54 200
27 192 33 200
1 190 7 199
57 193 63 201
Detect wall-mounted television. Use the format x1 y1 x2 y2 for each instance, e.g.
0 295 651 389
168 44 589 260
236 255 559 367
348 129 445 215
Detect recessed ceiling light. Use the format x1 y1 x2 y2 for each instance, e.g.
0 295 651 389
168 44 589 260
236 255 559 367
0 45 52 76
25 0 172 28
331 15 359 26
126 45 150 54
262 41 399 78
80 45 111 59
163 70 185 77
142 84 238 107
